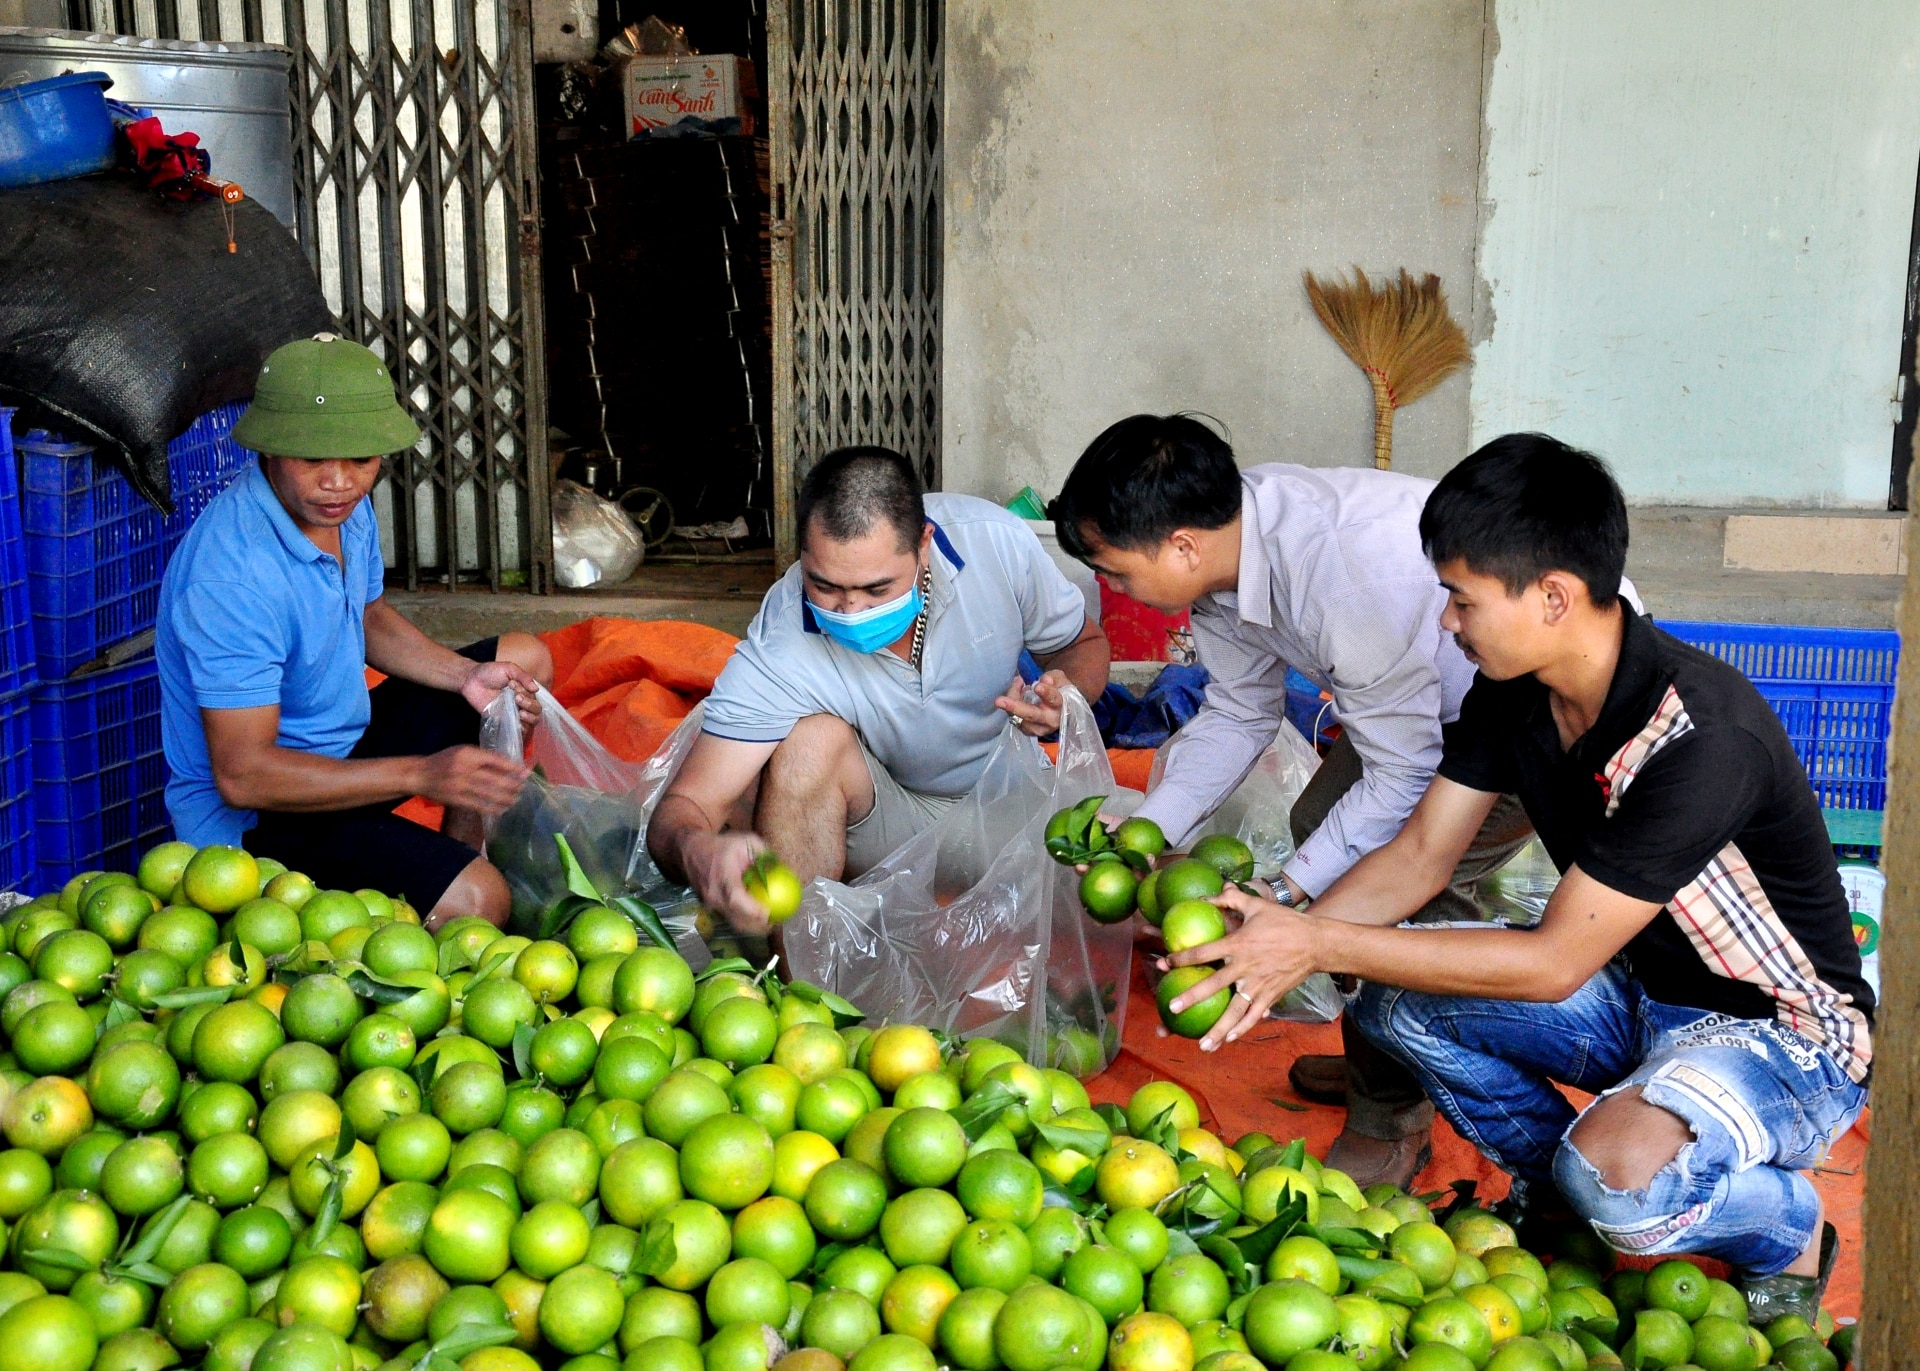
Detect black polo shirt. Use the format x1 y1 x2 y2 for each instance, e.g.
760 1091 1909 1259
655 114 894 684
1439 609 1874 1084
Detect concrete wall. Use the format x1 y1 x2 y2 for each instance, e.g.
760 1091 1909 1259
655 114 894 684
1469 1 1920 508
941 0 1489 504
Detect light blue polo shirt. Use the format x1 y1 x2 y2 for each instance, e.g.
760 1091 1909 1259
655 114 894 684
703 494 1088 797
156 462 385 845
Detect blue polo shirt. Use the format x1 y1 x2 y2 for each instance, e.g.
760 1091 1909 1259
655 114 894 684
156 462 385 845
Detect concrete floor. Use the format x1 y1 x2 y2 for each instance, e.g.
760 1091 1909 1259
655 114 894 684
393 507 1902 648
390 555 778 644
1623 507 1901 629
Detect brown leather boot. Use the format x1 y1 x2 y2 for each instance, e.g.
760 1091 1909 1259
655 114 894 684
1288 1053 1349 1105
1324 1128 1432 1190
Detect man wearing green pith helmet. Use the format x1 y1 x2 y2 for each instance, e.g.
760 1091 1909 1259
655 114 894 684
155 334 554 928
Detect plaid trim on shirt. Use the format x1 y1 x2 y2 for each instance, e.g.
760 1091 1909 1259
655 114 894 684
1603 684 1873 1084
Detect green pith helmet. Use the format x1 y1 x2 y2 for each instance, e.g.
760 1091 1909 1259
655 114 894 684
232 333 422 459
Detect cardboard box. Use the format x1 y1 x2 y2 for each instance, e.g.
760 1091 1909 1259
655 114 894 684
621 54 756 140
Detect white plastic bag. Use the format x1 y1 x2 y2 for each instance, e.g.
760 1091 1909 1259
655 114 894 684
1150 718 1322 879
551 479 644 589
1146 718 1341 1023
782 688 1132 1077
1474 835 1559 927
479 685 710 963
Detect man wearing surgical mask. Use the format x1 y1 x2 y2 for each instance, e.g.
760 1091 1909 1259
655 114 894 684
649 446 1111 932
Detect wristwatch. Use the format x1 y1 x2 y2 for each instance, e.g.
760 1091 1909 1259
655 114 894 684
1272 879 1302 908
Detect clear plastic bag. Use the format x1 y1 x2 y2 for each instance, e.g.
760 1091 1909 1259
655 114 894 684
782 688 1132 1077
1146 718 1341 1023
551 479 645 589
479 686 711 963
1150 718 1322 879
1474 835 1559 927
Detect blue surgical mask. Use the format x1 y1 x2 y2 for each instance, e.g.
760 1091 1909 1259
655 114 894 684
811 581 925 654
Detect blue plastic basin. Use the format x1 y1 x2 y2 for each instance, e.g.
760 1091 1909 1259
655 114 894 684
0 71 116 190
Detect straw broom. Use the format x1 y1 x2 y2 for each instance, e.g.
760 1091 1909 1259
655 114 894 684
1304 267 1470 469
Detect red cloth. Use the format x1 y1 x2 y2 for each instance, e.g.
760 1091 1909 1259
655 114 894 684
121 115 212 198
1098 577 1192 663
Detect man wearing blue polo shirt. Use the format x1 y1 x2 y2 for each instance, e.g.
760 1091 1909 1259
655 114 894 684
156 335 551 927
649 446 1111 933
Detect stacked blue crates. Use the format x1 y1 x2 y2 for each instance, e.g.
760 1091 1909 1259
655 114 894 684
0 410 36 892
1657 620 1897 854
14 405 251 890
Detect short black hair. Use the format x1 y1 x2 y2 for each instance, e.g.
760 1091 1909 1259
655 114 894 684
1420 433 1627 607
1051 414 1242 560
797 446 926 553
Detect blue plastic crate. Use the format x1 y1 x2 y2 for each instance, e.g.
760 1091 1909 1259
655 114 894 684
0 408 33 705
18 404 251 678
31 653 170 888
1656 620 1898 817
0 694 33 894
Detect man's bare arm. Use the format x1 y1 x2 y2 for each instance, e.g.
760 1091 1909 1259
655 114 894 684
1167 864 1662 1050
648 733 780 930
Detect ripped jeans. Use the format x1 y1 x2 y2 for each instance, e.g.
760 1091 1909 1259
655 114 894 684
1349 962 1866 1276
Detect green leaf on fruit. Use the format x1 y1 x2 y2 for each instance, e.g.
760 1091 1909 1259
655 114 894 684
1233 1195 1308 1266
818 990 865 1026
345 969 417 1006
428 1326 518 1362
952 1081 1019 1140
149 985 233 1009
698 958 757 984
511 1023 536 1080
1033 1118 1109 1158
1301 1223 1375 1250
636 1219 680 1278
19 1247 96 1273
1275 1137 1307 1171
609 895 675 952
554 835 604 903
112 1261 176 1287
309 1176 344 1247
1164 1228 1202 1260
537 893 599 942
1138 1102 1183 1154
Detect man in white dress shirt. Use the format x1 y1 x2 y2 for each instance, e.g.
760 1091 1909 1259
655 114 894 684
1051 413 1540 1188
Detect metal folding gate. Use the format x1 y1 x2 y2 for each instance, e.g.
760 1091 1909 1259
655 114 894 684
769 0 943 563
65 0 551 592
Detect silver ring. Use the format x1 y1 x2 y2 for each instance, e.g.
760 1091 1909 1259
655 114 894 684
1235 989 1253 1001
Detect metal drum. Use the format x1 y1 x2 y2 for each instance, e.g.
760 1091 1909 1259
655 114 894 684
0 27 293 227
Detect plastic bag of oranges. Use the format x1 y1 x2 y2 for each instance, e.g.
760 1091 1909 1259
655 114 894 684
783 687 1131 1078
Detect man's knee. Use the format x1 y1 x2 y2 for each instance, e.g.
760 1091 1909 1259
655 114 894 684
497 632 554 689
1563 1087 1694 1192
765 715 861 798
429 856 511 929
1553 1087 1706 1257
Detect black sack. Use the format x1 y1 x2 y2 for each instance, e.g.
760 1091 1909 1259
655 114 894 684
0 175 335 511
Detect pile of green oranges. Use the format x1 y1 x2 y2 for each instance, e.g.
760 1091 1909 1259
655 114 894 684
1044 805 1257 1042
0 841 1852 1371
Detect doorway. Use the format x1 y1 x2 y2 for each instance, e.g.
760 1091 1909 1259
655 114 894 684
533 0 942 583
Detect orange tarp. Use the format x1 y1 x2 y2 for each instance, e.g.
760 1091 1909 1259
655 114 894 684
390 616 1867 1317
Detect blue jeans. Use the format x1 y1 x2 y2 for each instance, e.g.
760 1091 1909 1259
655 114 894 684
1349 962 1867 1276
